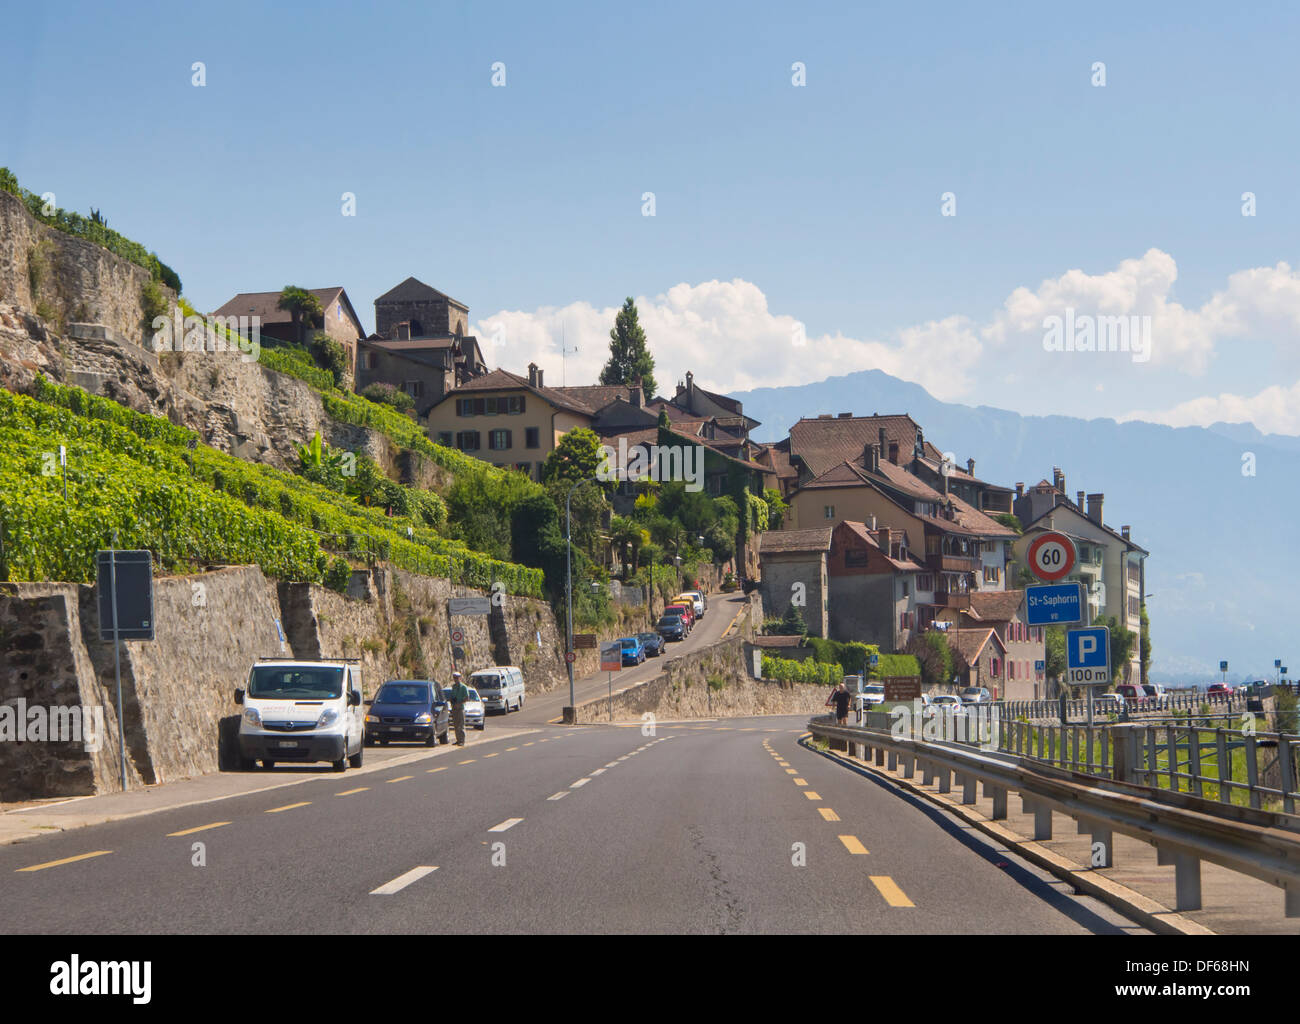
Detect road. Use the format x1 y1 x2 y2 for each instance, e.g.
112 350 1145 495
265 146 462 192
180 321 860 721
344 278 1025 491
514 590 748 725
0 716 1142 934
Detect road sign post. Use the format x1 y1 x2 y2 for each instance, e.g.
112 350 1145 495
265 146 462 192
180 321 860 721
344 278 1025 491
96 546 155 791
600 641 622 722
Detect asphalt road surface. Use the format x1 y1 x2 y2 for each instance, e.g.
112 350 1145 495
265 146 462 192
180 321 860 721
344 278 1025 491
0 716 1142 934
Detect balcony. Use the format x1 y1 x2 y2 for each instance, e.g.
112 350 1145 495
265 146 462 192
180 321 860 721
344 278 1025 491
932 589 971 610
926 552 981 574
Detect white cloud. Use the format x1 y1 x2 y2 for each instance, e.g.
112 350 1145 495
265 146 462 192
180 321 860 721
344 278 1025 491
471 251 1300 433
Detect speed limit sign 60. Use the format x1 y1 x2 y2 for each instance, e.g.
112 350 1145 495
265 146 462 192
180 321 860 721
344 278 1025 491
1027 532 1076 582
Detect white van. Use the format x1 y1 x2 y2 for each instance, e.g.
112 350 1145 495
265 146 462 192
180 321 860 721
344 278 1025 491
684 591 706 618
471 666 525 714
235 658 365 771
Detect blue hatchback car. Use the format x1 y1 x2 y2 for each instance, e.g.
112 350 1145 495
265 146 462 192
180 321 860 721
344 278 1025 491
619 637 646 665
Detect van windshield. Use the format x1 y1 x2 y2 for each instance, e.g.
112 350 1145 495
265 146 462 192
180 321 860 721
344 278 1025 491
474 674 501 690
249 665 344 699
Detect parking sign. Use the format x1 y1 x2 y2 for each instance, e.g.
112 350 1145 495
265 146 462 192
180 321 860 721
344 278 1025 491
1066 626 1111 686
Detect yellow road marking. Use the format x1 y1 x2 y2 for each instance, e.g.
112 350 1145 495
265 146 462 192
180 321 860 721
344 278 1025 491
17 850 112 872
266 802 310 813
523 742 535 747
784 769 798 774
870 876 914 907
336 787 369 796
427 766 448 774
459 759 476 765
506 746 518 751
838 835 869 855
484 752 499 758
804 791 822 800
386 775 413 783
167 822 230 836
818 808 840 822
793 778 808 786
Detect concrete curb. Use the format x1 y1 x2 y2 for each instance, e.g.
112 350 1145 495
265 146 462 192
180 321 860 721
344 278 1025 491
0 727 541 846
799 734 1216 936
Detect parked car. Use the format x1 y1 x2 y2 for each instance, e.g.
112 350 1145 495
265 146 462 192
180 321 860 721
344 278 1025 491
930 694 965 715
657 615 687 641
364 679 450 746
664 603 695 632
678 591 706 619
852 684 886 711
959 686 991 705
464 687 485 730
471 665 525 714
637 631 665 657
1207 683 1232 697
1094 692 1126 714
619 636 646 665
235 658 365 771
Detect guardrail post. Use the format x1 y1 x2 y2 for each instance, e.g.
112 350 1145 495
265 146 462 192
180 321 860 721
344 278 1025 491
1286 884 1300 919
901 755 914 779
1111 724 1141 784
1174 852 1202 911
938 768 951 794
1022 797 1052 840
875 747 886 767
887 750 898 771
921 761 934 786
991 786 1007 819
962 774 976 804
1091 829 1114 868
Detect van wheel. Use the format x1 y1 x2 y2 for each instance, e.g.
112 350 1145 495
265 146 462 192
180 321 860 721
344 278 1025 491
262 759 276 770
349 744 364 768
426 729 438 747
332 751 347 772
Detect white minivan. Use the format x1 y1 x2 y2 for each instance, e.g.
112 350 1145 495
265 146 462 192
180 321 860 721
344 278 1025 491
471 666 525 714
684 590 706 618
235 658 365 771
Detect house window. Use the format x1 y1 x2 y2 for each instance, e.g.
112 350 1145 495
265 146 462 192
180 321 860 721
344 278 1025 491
513 462 531 477
1009 660 1016 679
917 574 933 591
525 427 540 449
403 381 423 398
901 580 910 598
489 429 512 451
456 430 480 451
437 431 453 447
991 658 1000 677
823 505 835 520
844 550 869 568
365 351 378 370
984 565 999 583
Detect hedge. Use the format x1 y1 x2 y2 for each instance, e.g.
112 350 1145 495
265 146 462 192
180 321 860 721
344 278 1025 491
761 656 843 686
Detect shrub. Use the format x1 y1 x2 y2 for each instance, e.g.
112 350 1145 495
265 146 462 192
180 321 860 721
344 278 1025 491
323 557 353 592
360 382 414 412
761 656 842 686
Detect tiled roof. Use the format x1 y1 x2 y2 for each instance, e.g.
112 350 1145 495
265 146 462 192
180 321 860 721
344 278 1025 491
965 590 1026 623
447 368 597 415
367 336 458 351
944 492 1018 538
834 520 925 573
949 627 1006 664
788 414 924 479
211 287 356 329
758 528 832 554
374 276 467 309
555 384 644 410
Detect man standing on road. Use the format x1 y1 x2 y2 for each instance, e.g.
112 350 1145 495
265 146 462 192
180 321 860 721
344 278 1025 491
447 671 469 746
829 682 851 725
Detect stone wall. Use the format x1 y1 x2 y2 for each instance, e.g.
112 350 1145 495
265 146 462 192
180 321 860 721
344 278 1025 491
0 189 175 346
572 635 831 724
0 563 568 800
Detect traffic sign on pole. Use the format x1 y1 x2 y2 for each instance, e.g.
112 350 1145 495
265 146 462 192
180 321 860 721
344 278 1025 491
600 642 623 672
1027 532 1076 582
1066 626 1111 686
450 627 465 644
565 651 576 664
1025 582 1085 626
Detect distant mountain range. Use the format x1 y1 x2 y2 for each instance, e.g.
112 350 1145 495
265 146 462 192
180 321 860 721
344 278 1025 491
733 369 1294 684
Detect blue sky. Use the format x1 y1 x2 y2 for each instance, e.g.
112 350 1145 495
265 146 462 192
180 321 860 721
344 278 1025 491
5 1 1300 427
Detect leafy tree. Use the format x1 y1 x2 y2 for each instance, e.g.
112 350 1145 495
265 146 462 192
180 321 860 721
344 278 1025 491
1045 625 1066 681
278 286 323 344
1092 615 1137 684
599 297 657 399
609 514 650 577
1139 603 1152 687
905 630 954 687
771 603 807 636
763 488 789 531
360 382 414 412
310 331 349 388
994 512 1022 533
541 427 609 486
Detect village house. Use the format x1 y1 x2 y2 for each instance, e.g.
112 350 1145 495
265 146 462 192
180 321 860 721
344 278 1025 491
211 286 365 377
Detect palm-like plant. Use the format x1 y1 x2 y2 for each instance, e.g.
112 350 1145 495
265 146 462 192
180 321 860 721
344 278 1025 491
278 286 323 344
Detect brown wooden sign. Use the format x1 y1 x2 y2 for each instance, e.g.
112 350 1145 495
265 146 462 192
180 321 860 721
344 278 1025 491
573 633 597 650
882 675 922 701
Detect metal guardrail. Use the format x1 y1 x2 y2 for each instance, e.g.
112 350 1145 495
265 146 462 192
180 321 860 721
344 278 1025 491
1001 690 1244 722
808 713 1300 917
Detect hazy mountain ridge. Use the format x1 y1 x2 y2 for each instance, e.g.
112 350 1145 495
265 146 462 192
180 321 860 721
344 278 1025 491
734 369 1294 683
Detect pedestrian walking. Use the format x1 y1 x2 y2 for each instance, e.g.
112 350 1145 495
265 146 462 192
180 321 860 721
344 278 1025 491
447 670 469 746
829 682 851 725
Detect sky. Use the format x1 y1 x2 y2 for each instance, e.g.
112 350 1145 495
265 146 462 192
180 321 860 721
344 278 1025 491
4 1 1300 432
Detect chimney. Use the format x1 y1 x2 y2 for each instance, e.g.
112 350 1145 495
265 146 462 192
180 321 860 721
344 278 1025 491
818 413 832 420
630 383 642 408
876 527 891 553
837 412 852 419
966 457 975 475
1087 493 1104 525
878 427 887 454
685 370 694 405
888 441 899 464
527 362 539 387
1121 525 1130 541
868 513 877 530
863 443 879 473
1076 490 1085 511
1015 482 1024 497
396 321 411 341
1052 467 1062 489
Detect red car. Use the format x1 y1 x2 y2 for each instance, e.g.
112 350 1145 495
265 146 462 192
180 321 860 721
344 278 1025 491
1206 683 1232 698
664 603 694 632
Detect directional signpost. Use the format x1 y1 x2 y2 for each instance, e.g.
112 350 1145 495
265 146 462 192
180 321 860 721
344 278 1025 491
97 547 154 791
449 597 491 616
1025 582 1085 626
600 641 623 721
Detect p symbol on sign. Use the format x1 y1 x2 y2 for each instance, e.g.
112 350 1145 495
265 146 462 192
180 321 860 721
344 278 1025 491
1079 636 1096 658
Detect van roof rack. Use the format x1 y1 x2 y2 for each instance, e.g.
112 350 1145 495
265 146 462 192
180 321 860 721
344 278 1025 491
255 656 362 663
